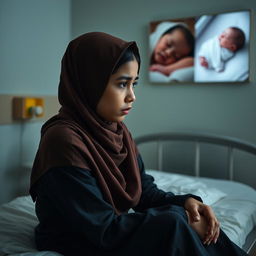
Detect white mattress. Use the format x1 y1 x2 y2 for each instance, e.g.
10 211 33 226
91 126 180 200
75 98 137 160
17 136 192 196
0 171 255 255
147 169 256 248
0 196 62 256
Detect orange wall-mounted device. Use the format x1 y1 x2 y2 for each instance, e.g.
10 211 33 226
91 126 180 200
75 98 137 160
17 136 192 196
12 97 44 120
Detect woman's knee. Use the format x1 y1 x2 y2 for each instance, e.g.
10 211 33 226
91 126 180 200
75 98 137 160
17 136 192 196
154 209 188 229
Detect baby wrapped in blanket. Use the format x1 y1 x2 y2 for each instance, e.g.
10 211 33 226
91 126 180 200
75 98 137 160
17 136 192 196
199 27 245 72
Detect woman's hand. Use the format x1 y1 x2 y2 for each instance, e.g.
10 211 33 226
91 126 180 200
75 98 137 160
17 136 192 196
184 197 220 245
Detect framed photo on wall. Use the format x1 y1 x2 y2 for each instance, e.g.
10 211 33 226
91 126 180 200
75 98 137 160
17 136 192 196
149 9 251 84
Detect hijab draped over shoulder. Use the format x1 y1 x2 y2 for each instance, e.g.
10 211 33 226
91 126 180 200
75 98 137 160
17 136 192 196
30 32 142 215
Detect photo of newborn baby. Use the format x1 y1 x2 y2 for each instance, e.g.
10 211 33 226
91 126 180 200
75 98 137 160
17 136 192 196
199 27 245 72
194 10 250 82
148 19 195 83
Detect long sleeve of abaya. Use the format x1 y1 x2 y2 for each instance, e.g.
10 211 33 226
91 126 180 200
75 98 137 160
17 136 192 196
35 165 248 256
133 155 202 212
35 163 199 251
35 166 147 250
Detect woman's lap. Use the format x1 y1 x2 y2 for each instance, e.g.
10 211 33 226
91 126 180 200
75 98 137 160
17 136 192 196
38 205 248 256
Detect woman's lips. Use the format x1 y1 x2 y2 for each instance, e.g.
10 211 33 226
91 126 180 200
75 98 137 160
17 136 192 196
121 107 131 115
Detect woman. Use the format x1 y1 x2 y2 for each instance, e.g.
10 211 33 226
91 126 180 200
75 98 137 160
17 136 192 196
30 32 248 256
149 21 194 81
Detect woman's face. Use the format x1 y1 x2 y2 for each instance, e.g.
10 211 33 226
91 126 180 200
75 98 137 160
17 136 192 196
96 59 139 122
153 29 192 65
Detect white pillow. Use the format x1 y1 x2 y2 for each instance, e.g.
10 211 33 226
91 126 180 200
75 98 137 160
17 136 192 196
149 67 194 83
146 169 227 205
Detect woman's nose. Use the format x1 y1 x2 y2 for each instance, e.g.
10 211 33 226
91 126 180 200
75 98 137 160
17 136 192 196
126 87 136 102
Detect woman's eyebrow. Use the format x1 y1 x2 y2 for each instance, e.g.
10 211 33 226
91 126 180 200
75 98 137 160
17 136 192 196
116 75 139 81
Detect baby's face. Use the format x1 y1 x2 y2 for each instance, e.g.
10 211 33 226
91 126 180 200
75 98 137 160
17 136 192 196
219 28 236 52
153 29 192 65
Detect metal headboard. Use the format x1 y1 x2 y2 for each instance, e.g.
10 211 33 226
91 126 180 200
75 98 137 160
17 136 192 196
135 132 256 180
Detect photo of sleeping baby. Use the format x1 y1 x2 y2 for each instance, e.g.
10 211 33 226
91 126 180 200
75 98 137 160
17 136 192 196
149 10 250 84
194 10 250 82
148 18 195 83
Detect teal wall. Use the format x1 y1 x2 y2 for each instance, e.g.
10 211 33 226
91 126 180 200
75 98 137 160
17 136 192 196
72 0 256 188
72 0 256 143
0 0 71 95
0 0 71 203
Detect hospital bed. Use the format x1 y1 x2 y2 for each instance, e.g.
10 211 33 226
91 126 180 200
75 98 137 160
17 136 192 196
135 132 256 255
0 132 255 255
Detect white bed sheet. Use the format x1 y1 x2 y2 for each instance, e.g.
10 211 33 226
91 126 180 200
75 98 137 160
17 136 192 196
0 171 255 255
147 169 256 248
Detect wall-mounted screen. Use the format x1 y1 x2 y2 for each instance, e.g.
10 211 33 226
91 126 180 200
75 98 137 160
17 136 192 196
149 10 251 84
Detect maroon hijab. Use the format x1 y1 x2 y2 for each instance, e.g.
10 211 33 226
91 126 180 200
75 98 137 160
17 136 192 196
30 32 142 214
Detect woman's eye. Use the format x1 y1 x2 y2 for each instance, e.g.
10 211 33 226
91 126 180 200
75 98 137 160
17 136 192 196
118 82 127 88
118 81 138 89
133 82 138 88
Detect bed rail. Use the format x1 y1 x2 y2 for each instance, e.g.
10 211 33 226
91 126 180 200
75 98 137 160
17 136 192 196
135 132 256 180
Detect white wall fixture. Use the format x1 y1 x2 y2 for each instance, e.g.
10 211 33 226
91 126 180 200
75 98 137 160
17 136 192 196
12 97 45 120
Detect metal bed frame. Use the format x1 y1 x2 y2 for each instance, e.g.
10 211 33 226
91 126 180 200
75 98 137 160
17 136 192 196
135 132 256 256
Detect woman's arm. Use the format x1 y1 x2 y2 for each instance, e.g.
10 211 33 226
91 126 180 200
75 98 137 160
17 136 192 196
149 56 194 76
36 167 147 250
134 155 220 245
133 155 202 212
185 198 220 245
